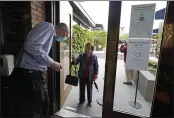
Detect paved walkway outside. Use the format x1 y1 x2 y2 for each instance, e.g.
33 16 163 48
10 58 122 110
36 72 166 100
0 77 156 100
59 54 152 117
113 60 152 117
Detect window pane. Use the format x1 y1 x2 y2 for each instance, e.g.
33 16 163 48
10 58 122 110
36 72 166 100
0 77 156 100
113 1 167 117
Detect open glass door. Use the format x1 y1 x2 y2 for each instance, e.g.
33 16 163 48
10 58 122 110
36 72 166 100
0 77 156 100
102 1 173 118
58 1 73 110
45 1 73 116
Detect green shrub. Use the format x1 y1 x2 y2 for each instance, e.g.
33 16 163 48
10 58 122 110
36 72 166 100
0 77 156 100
148 59 158 66
148 66 157 76
71 25 88 75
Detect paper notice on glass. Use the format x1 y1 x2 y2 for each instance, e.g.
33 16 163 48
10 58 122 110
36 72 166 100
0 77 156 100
125 39 151 71
129 4 156 38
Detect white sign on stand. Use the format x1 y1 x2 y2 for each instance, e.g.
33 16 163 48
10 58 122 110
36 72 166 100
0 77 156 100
126 4 156 109
125 39 151 71
129 4 156 38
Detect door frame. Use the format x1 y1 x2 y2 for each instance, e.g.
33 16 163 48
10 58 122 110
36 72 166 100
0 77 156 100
102 1 172 118
57 1 73 109
150 1 173 117
45 1 61 115
46 1 73 115
102 1 122 118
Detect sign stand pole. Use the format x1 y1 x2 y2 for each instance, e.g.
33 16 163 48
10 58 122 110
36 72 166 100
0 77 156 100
128 71 142 109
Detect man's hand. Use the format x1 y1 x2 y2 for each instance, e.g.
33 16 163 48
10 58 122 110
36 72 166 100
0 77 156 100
93 74 98 81
52 62 62 72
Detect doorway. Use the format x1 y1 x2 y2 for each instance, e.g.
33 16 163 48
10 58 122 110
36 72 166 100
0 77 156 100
0 1 171 117
54 1 173 118
45 1 73 115
54 1 109 117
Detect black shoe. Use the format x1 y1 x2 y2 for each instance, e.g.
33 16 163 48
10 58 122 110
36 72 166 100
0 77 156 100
87 103 92 107
123 81 132 85
78 101 85 107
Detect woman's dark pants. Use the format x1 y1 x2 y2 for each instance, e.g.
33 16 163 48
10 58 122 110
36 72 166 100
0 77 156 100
79 78 93 103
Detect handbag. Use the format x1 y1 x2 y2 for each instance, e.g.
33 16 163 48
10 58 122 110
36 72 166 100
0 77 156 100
65 65 79 86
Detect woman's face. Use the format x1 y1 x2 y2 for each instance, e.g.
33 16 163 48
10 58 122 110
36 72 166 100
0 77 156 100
85 45 92 55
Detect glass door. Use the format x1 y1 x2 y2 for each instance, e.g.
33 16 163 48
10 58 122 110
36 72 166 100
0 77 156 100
102 1 173 118
58 1 73 109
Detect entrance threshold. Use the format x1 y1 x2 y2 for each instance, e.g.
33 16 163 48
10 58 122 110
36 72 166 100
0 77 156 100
54 109 91 117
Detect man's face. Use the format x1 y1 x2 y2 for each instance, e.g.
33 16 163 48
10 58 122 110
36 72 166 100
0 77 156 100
55 28 69 38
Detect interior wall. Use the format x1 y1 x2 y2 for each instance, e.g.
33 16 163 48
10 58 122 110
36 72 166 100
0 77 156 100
0 2 32 117
1 1 31 56
31 1 45 27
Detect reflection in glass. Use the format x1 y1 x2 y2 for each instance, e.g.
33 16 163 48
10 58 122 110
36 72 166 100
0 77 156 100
63 37 70 88
152 22 174 117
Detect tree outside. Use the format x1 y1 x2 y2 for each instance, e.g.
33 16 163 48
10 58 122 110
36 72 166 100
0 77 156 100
89 31 107 50
72 24 107 53
120 33 129 41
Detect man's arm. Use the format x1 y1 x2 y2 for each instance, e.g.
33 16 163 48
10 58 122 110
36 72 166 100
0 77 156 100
25 44 55 68
24 22 55 68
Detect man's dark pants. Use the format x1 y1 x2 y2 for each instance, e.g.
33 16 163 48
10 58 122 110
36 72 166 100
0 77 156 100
10 67 49 118
79 78 93 103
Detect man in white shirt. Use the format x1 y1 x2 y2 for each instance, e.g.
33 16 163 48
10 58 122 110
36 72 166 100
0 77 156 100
10 22 68 118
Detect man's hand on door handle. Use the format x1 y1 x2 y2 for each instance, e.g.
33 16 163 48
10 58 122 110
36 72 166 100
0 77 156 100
51 61 62 72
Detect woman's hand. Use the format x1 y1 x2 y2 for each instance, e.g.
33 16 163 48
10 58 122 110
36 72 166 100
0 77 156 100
72 56 75 62
71 56 76 65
